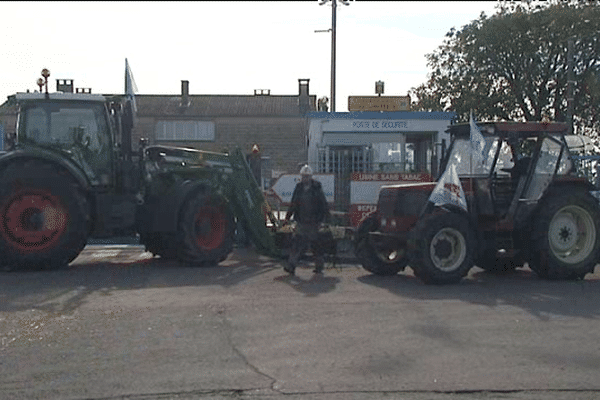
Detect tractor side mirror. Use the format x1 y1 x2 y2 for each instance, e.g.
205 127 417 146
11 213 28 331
121 100 134 160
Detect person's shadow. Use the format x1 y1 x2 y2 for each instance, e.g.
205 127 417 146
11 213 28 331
274 268 340 297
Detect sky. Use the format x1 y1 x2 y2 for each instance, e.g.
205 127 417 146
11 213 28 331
1 1 500 112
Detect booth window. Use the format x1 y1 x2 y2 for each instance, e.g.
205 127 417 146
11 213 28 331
317 146 373 174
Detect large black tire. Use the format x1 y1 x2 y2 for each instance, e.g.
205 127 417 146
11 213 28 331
529 190 600 280
354 214 408 276
177 191 235 265
0 160 89 270
409 212 475 284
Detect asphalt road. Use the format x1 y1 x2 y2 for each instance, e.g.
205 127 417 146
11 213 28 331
1 245 600 400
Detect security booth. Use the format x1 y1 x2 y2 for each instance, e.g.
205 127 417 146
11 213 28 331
306 111 456 226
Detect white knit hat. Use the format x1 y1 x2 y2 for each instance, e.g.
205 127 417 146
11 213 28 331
300 164 313 176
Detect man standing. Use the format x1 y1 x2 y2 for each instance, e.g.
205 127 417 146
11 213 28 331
284 164 330 275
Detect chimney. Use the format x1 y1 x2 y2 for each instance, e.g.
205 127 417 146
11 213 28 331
298 79 310 115
181 80 190 107
56 79 74 93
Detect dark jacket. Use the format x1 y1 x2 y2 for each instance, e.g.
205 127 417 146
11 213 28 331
285 179 329 224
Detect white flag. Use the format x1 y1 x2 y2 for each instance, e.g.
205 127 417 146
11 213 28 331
470 112 486 165
428 164 468 212
125 58 138 112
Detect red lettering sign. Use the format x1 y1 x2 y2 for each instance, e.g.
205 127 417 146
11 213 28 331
351 172 432 182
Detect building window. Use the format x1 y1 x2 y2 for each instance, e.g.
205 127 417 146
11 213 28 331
156 120 215 141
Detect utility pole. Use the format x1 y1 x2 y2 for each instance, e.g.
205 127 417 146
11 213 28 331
567 38 574 135
331 0 336 113
317 0 349 113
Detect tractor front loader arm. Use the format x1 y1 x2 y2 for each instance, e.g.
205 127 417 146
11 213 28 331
227 148 282 258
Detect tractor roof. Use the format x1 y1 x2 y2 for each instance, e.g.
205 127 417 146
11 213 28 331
448 121 569 138
12 92 107 103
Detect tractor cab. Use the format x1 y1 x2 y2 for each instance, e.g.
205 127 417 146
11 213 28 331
443 122 589 226
9 92 125 188
9 91 141 197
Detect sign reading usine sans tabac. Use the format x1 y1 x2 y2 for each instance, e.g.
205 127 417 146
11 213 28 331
351 172 431 182
348 96 410 112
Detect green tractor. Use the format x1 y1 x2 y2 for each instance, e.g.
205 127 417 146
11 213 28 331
0 70 281 270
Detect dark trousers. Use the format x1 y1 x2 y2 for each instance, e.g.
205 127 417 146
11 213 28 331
288 222 324 269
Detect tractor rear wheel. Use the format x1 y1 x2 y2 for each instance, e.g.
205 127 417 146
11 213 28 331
178 191 235 265
529 190 600 280
354 214 408 276
0 160 89 270
409 212 475 284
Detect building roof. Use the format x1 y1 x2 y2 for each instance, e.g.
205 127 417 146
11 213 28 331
136 94 316 118
307 111 456 120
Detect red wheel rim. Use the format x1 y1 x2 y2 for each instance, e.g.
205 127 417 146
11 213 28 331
1 190 68 252
193 205 226 251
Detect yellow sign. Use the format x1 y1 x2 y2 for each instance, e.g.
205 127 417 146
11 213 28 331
348 96 410 112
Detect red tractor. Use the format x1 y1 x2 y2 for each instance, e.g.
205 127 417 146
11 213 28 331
354 122 600 284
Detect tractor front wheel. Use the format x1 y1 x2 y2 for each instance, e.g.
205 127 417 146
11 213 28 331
409 212 475 284
354 214 408 276
178 191 235 265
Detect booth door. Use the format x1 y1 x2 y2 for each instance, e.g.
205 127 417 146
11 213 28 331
318 146 372 212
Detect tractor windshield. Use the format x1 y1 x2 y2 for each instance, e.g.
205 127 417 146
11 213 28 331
21 101 107 152
18 100 113 185
446 137 499 176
